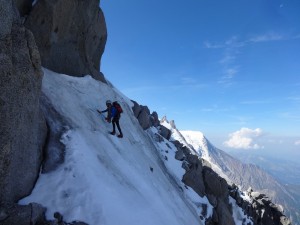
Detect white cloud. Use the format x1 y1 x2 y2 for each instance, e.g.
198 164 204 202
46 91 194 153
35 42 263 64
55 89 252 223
249 32 284 43
203 41 225 49
218 67 239 87
295 140 300 146
223 127 264 149
241 100 271 104
205 32 287 87
219 54 236 64
224 68 238 78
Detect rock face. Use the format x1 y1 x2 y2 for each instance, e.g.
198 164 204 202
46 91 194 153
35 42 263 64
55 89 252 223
0 0 46 206
25 0 107 82
180 151 235 224
40 93 68 173
13 0 32 16
0 203 46 225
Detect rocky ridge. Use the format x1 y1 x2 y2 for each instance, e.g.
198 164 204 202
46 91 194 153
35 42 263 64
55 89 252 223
131 109 292 225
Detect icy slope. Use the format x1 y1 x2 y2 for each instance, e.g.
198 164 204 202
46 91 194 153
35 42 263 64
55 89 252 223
19 69 204 225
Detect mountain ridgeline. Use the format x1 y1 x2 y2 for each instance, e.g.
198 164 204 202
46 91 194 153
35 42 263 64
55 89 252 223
0 1 294 225
179 131 300 225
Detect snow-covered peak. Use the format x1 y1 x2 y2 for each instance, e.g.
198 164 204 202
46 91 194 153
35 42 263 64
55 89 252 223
180 131 207 157
175 130 232 183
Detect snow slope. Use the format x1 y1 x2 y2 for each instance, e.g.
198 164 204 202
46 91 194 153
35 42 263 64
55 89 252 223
19 69 206 225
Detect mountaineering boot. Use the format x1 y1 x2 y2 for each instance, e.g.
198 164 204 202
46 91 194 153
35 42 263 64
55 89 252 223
110 131 115 135
117 134 123 138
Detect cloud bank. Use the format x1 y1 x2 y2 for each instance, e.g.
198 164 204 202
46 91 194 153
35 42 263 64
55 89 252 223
224 127 264 149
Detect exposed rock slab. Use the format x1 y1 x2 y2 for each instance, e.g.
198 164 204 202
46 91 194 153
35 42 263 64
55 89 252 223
0 0 46 206
25 0 107 82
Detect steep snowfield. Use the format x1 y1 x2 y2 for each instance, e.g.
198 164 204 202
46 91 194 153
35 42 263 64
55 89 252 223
19 69 206 225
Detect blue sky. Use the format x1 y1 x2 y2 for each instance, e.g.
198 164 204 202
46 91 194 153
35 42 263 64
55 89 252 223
101 0 300 159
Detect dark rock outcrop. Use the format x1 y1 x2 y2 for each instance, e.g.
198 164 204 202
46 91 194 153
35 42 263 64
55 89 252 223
131 100 158 130
150 111 159 127
25 0 107 82
229 185 292 225
181 155 234 224
159 125 171 140
13 0 32 16
0 203 88 225
0 0 46 206
182 155 206 197
0 203 46 225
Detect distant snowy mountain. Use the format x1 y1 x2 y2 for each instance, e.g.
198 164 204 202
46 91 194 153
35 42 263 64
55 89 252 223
177 130 300 225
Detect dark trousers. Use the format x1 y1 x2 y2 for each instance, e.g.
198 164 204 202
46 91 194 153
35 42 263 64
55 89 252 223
112 117 122 135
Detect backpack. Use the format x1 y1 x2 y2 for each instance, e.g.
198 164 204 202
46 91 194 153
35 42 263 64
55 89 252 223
113 101 123 114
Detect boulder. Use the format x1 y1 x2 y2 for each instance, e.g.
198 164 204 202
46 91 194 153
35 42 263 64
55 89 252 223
131 100 152 130
138 106 151 130
159 125 171 140
150 111 159 127
0 0 46 206
175 149 185 161
171 140 184 149
25 0 107 82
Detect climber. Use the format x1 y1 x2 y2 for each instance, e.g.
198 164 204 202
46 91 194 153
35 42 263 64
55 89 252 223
99 100 123 138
